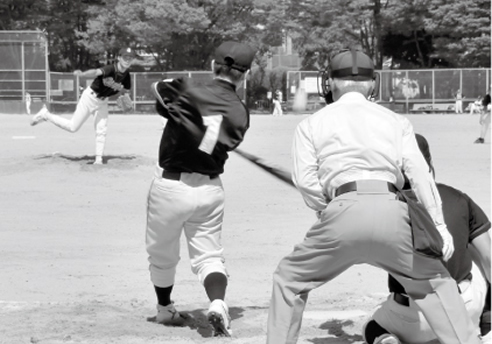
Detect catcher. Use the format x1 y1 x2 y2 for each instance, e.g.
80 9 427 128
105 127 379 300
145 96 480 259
30 47 137 165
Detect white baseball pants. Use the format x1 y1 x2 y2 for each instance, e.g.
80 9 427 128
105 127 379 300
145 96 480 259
146 165 228 288
45 87 109 157
369 263 487 343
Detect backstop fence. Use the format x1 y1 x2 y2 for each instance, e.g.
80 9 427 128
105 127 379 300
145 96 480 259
286 68 491 113
0 30 49 114
0 30 489 114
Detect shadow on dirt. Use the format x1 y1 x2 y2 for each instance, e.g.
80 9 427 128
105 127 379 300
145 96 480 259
307 319 363 343
146 306 255 338
34 153 138 165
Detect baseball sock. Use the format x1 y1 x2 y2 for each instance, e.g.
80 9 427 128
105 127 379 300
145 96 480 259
204 272 227 301
154 285 173 307
364 320 390 344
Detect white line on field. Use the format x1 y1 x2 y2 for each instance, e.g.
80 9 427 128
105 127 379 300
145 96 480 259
12 136 36 139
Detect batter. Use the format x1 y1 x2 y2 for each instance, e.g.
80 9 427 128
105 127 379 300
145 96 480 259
145 41 256 337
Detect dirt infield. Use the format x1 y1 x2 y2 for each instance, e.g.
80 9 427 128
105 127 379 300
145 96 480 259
0 113 489 344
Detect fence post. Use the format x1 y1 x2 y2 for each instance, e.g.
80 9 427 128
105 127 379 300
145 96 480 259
133 72 137 112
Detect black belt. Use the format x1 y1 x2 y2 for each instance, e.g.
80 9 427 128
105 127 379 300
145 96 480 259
393 279 468 307
161 171 219 180
335 181 398 197
393 293 410 307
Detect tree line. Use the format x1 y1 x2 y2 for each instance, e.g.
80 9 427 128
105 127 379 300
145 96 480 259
1 0 489 106
1 0 489 72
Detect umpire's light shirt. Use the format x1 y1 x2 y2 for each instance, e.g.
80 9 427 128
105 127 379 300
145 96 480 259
292 91 446 232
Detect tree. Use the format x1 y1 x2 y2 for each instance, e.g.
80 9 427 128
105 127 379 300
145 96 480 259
425 0 490 67
82 0 263 71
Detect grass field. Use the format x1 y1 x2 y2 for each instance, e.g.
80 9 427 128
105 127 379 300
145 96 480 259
0 113 490 344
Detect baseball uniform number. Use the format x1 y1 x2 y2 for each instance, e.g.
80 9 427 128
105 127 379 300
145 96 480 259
199 115 223 154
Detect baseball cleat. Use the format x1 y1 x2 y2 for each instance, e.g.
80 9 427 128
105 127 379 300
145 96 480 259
92 156 103 165
147 303 186 326
207 299 232 337
374 333 401 344
474 138 485 144
30 105 48 126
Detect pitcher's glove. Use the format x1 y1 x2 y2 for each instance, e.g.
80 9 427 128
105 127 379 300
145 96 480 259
117 94 133 112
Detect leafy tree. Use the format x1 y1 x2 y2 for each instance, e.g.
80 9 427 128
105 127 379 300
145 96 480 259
0 0 46 30
279 0 387 70
425 0 490 67
83 0 263 71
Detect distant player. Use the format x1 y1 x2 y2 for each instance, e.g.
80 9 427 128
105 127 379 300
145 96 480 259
470 96 484 115
475 89 491 144
30 47 137 165
272 95 283 116
25 92 31 115
363 133 491 344
455 89 464 114
145 41 255 337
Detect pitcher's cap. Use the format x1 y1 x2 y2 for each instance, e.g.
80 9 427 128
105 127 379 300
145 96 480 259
119 47 137 58
330 48 374 80
215 41 256 72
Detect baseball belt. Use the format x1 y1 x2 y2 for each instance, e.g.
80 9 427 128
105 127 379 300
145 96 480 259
161 171 219 180
393 278 470 307
335 180 398 197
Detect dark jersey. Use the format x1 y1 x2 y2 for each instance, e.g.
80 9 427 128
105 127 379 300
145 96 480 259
483 93 491 108
90 64 131 98
389 183 491 293
156 78 249 175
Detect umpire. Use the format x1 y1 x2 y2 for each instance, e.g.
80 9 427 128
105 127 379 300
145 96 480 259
266 48 481 344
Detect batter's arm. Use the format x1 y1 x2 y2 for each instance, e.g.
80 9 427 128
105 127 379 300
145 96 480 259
292 121 328 212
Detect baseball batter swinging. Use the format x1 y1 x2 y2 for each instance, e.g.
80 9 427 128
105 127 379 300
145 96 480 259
266 48 481 344
30 47 136 165
145 41 256 337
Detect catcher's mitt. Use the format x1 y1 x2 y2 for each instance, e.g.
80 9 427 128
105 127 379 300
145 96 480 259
117 94 133 112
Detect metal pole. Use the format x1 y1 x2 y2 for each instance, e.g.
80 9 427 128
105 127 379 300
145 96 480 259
133 72 137 112
405 70 409 112
21 42 25 105
432 70 435 105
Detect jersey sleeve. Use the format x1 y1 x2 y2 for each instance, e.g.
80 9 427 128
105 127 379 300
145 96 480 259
99 64 115 77
463 192 491 242
123 73 131 90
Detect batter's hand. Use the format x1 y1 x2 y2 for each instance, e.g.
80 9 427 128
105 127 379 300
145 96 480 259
439 229 454 261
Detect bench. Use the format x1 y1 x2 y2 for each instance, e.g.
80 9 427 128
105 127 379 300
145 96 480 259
409 103 455 114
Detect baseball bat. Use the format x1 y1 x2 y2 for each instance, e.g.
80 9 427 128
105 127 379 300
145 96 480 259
234 148 295 188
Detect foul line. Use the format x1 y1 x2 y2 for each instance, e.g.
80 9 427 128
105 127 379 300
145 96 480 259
12 136 36 139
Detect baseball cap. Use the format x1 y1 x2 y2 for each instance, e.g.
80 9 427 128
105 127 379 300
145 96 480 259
214 41 256 72
119 47 137 58
330 48 374 81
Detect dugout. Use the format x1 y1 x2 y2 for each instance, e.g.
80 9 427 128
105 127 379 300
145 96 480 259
0 30 49 114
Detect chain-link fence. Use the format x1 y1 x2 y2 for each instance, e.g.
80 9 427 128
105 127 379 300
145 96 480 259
287 68 491 113
48 71 247 114
0 30 48 114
